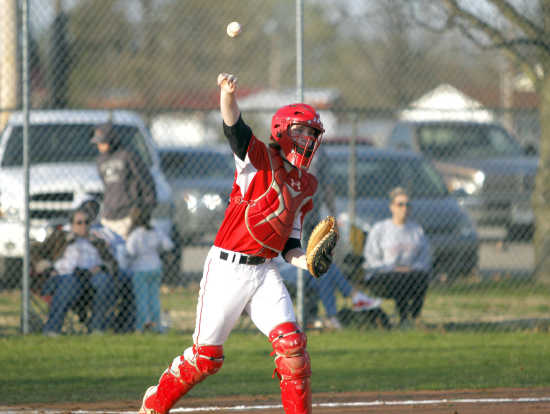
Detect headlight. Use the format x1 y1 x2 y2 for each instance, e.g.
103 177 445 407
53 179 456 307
33 227 48 243
1 206 22 221
449 171 485 195
180 192 224 213
183 193 198 213
473 171 485 186
202 193 223 210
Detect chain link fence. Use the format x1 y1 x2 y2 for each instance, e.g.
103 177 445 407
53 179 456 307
0 0 546 336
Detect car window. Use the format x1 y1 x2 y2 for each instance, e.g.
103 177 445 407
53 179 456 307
401 159 448 197
326 155 448 198
160 151 234 180
486 126 524 156
388 123 413 149
2 124 152 167
417 124 523 159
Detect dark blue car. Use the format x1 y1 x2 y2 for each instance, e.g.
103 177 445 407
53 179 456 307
324 145 479 279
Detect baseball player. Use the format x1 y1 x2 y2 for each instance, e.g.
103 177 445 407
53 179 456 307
139 73 327 414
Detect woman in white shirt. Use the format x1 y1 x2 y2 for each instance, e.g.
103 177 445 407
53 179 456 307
42 208 117 335
126 208 174 332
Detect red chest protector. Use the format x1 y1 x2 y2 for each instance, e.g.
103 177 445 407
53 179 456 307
245 147 317 254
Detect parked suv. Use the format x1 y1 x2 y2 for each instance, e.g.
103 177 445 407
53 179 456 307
325 146 479 279
384 120 538 239
0 110 180 288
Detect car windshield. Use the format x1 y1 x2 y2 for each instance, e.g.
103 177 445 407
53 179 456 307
160 150 234 180
417 124 523 159
1 124 152 167
327 155 448 198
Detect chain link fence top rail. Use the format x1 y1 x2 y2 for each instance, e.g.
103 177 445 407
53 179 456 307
0 0 546 336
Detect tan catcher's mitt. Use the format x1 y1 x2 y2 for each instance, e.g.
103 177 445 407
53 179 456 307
306 216 339 278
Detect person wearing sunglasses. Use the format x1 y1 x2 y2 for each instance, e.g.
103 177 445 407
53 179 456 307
361 186 432 327
41 208 118 336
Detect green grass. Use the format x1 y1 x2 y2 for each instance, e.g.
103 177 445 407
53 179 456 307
2 329 550 405
4 279 550 336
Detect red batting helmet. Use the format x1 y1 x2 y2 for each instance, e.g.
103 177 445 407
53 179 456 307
271 103 324 170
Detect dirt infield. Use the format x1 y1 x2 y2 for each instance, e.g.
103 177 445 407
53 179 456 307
4 388 550 413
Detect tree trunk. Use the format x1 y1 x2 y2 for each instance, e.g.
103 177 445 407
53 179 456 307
533 61 550 283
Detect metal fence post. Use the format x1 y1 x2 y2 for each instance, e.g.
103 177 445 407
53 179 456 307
295 0 305 329
21 0 30 335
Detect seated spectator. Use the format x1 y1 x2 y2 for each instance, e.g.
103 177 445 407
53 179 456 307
77 196 135 333
278 259 381 330
361 187 432 326
293 144 381 329
40 208 118 336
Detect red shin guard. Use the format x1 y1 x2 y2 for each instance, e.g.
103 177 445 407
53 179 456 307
145 362 199 413
143 346 224 414
269 322 312 414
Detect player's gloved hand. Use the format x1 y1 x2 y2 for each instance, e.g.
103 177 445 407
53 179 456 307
305 216 339 278
312 251 333 277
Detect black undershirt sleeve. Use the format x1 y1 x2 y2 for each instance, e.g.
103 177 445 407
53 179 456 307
282 238 302 261
223 115 252 161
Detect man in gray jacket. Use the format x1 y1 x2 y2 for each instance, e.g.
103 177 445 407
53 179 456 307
92 122 157 240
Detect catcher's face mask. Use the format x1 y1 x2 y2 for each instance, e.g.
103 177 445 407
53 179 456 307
286 124 321 169
271 103 324 170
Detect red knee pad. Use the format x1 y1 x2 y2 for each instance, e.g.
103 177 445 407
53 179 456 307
193 345 224 375
269 322 308 357
269 322 311 380
269 322 307 355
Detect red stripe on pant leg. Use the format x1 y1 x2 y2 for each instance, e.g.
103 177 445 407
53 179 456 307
196 257 212 343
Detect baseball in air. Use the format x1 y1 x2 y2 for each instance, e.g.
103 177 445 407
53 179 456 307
227 21 242 38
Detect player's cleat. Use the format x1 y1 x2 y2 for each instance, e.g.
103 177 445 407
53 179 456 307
352 291 382 311
139 386 159 414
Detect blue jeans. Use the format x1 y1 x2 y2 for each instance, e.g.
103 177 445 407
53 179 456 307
280 263 353 317
42 271 115 333
131 269 162 332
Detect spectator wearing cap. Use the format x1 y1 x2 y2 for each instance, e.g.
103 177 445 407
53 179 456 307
92 122 157 240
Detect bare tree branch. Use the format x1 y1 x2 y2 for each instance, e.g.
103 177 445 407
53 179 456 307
488 0 544 39
442 0 541 89
407 2 453 34
492 38 550 54
455 22 491 50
